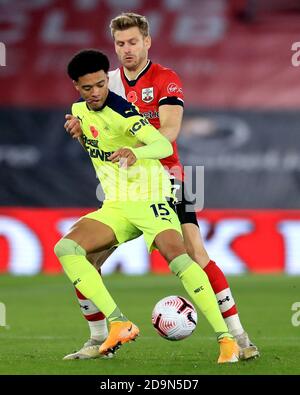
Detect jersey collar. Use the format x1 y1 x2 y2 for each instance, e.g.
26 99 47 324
122 60 152 87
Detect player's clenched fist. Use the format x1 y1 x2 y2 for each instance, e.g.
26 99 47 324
64 114 83 139
108 148 137 168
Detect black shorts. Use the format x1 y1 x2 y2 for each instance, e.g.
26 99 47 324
170 179 199 227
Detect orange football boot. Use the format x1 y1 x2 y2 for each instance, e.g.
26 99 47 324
99 321 139 356
217 337 239 363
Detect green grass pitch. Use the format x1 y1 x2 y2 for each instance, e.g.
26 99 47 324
0 274 299 375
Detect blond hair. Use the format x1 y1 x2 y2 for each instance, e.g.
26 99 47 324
110 12 150 38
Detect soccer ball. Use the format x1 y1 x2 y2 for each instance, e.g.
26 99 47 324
151 295 197 341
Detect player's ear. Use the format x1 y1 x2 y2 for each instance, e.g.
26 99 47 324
73 80 80 92
145 35 151 50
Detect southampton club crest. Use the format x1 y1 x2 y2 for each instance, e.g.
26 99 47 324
142 87 154 103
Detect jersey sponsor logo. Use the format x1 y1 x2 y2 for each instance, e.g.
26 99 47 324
142 87 154 103
87 147 114 161
82 135 98 148
90 126 99 138
127 91 138 103
142 110 159 119
167 82 183 95
129 118 150 135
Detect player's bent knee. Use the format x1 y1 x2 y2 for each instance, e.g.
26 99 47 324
166 249 187 263
155 231 187 262
54 238 86 258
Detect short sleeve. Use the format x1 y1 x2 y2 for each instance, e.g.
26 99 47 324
157 69 184 107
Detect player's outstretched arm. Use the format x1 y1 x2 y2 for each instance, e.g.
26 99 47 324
129 126 173 160
108 127 173 168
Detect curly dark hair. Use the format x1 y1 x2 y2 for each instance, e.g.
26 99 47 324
67 49 110 81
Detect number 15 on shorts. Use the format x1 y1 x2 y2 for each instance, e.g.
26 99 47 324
150 203 171 220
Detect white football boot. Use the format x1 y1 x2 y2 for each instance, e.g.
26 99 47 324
63 338 113 360
234 332 260 360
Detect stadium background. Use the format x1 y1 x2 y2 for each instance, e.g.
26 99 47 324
1 0 300 276
1 0 300 378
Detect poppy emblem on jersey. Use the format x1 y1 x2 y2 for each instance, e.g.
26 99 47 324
167 82 183 95
90 126 99 138
142 87 154 103
127 91 138 103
